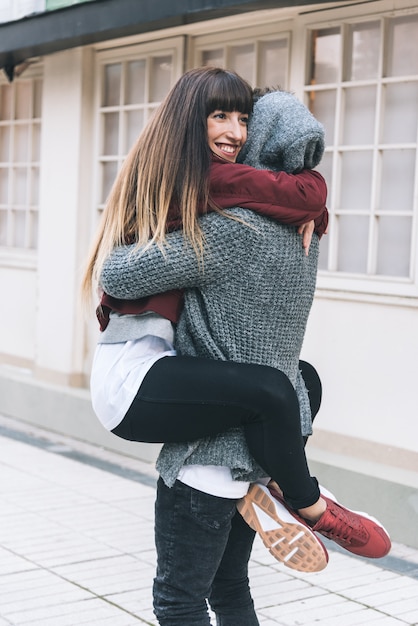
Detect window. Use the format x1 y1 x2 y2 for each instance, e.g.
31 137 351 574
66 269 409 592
194 27 290 90
305 14 418 288
96 41 183 212
0 74 42 251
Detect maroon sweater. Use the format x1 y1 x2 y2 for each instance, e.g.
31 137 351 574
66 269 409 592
98 156 328 330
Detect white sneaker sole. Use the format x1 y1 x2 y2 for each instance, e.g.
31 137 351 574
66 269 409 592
237 483 328 572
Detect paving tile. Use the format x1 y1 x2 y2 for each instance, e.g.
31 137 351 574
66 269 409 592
0 574 97 624
6 598 139 625
92 617 151 625
345 576 418 601
399 608 418 623
302 609 406 626
54 555 147 596
357 618 413 625
375 594 418 616
0 569 60 593
253 578 326 606
0 547 37 576
0 587 94 614
316 568 397 594
260 592 362 620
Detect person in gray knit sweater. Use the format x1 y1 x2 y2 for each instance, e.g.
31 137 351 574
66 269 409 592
83 68 391 626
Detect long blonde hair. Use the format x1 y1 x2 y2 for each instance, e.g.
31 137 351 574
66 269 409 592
81 66 253 306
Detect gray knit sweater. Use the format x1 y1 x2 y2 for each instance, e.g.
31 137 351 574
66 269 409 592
100 90 324 486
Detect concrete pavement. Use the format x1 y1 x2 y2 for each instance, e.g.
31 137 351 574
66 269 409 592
0 414 417 626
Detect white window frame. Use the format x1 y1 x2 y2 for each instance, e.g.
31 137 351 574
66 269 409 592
0 63 43 269
93 37 184 219
191 22 292 89
297 2 418 299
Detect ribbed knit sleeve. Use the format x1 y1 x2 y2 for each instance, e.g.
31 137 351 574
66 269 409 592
100 210 250 300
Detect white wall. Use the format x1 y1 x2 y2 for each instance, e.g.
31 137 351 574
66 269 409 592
302 293 418 453
0 264 37 362
36 46 95 385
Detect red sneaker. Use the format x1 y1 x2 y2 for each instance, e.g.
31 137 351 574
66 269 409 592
311 487 391 559
236 483 328 573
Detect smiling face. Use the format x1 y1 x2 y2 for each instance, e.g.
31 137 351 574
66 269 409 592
207 110 249 163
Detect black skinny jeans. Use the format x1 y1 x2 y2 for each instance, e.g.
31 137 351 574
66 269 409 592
112 356 322 510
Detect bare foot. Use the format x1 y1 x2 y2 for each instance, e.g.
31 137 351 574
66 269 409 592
267 480 283 496
298 497 327 524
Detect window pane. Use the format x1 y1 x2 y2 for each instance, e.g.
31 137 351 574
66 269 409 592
149 56 172 102
103 63 121 107
0 168 8 203
126 110 144 152
12 167 27 204
33 79 42 118
308 89 336 144
337 215 369 273
0 126 10 161
376 216 411 277
318 229 329 270
258 40 288 89
146 106 158 125
0 209 7 245
340 151 373 210
202 49 224 67
309 28 341 84
0 84 12 120
318 151 333 204
14 124 30 162
342 86 376 145
32 123 41 160
15 82 31 119
229 44 254 84
30 167 40 205
386 15 418 77
380 149 415 212
103 112 119 156
126 60 146 105
382 82 418 144
12 209 26 247
101 161 118 204
346 21 380 81
28 210 38 249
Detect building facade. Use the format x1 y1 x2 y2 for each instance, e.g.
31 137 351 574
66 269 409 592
0 0 417 545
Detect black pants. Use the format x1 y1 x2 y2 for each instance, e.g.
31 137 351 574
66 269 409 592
112 356 321 509
153 478 258 625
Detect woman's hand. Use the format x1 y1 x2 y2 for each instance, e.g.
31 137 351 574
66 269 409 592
298 220 315 256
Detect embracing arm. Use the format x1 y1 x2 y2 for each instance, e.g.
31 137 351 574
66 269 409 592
100 211 247 300
206 90 328 234
209 161 328 235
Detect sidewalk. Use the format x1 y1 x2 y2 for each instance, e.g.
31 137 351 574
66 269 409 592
0 414 417 626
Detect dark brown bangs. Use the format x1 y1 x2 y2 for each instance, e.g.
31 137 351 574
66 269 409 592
204 69 253 115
